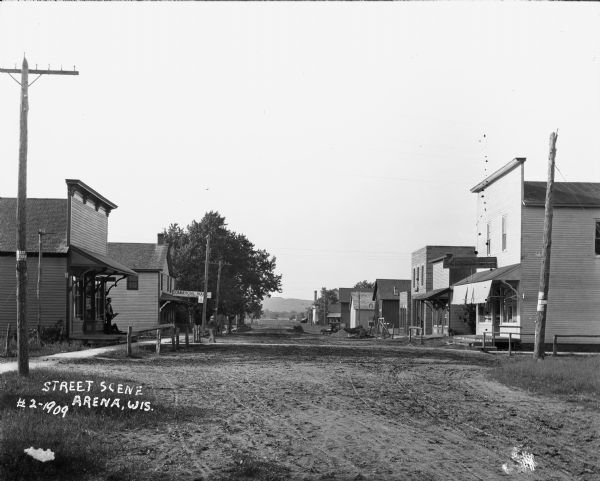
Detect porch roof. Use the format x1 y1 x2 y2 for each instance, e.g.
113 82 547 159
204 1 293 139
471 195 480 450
70 245 137 276
160 292 192 303
412 287 451 301
453 263 521 286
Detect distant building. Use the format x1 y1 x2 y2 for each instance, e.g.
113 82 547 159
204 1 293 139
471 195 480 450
410 245 476 335
452 157 600 346
338 288 353 327
349 291 375 329
372 279 411 334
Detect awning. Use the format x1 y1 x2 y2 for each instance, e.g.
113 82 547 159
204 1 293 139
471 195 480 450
451 284 470 305
470 280 493 304
70 244 137 276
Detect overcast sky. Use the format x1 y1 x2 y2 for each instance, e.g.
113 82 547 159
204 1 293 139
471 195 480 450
1 4 599 300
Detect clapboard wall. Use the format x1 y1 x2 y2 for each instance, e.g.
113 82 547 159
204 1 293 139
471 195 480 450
520 206 600 343
0 255 67 333
69 191 109 255
107 271 159 331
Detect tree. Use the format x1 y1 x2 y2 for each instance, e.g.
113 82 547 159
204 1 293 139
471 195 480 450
354 280 374 289
164 212 282 321
314 288 339 325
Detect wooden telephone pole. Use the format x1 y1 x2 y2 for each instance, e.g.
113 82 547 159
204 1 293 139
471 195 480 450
534 131 558 360
0 58 78 376
201 235 211 334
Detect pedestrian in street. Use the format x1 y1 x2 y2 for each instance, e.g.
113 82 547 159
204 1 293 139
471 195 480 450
208 315 217 343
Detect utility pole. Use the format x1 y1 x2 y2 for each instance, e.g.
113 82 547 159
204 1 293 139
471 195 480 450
534 131 558 360
37 230 44 337
0 58 78 376
214 259 223 321
201 235 211 335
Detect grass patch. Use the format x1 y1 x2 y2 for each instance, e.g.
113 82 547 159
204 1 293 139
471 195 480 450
1 339 88 359
0 369 205 481
490 355 600 400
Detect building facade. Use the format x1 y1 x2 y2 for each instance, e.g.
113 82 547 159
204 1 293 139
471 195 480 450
0 180 135 338
453 157 600 345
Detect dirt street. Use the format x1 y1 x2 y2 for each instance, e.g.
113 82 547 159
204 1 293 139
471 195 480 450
56 333 599 481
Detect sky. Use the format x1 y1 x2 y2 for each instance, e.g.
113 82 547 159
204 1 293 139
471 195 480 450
1 4 599 301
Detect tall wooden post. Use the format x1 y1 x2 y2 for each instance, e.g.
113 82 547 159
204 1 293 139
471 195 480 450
16 58 30 376
534 132 558 360
1 60 78 376
214 259 222 323
201 234 210 334
37 230 44 337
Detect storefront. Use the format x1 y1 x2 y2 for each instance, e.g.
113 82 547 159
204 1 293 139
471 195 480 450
451 264 520 338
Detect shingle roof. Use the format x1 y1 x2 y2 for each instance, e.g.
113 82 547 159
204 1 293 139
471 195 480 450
108 242 169 272
0 198 68 253
523 182 600 207
373 279 412 300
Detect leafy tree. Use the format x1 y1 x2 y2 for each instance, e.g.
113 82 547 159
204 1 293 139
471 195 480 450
313 288 339 324
164 212 282 322
353 280 375 289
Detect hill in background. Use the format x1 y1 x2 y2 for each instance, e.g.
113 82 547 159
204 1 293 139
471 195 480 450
262 297 313 313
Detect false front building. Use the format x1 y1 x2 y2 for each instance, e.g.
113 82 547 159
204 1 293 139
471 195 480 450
452 157 600 346
0 180 136 338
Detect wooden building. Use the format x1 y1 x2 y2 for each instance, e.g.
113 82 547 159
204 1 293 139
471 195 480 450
413 255 495 335
410 245 476 334
107 233 181 332
372 279 411 334
452 157 600 346
338 288 353 327
349 290 375 329
0 180 136 338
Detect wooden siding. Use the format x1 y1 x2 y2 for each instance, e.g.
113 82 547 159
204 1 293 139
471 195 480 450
521 206 600 343
380 299 400 328
411 246 474 334
0 256 67 333
475 163 522 267
69 192 108 255
432 262 449 290
108 271 159 331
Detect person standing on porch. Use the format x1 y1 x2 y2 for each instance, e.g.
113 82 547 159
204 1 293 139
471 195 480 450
104 298 115 334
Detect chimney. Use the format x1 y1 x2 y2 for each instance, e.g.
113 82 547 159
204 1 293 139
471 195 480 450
157 233 165 245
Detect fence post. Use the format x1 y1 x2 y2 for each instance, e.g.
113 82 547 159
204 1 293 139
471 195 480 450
126 326 133 357
420 327 423 345
508 333 512 357
185 325 189 347
171 326 176 351
553 335 558 356
4 324 11 356
156 329 161 354
492 329 496 347
409 327 412 343
482 332 486 350
176 328 180 350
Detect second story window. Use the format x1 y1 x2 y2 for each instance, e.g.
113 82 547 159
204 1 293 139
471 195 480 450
127 275 139 291
595 220 600 255
393 285 399 296
421 265 424 286
502 215 507 252
415 267 419 287
486 222 492 256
